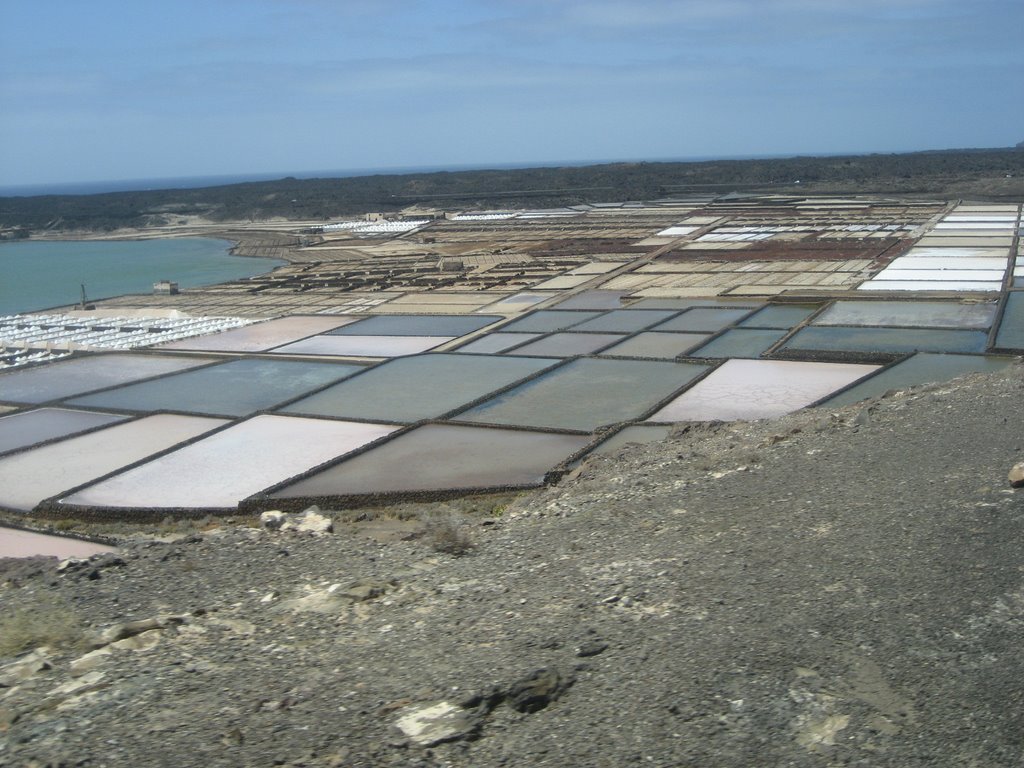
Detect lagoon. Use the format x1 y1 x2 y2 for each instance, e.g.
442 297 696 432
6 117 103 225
0 238 284 315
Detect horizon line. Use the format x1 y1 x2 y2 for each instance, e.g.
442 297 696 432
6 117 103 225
2 144 1017 198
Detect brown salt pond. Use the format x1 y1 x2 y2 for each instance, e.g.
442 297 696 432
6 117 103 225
268 423 591 501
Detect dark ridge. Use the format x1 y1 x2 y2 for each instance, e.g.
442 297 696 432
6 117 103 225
2 148 1023 235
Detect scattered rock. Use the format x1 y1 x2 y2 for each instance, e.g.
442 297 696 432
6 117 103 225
56 557 88 573
394 701 480 746
110 628 162 652
342 579 393 602
69 647 113 677
0 650 52 687
288 509 334 535
58 553 125 577
91 614 187 648
506 668 574 713
1009 462 1024 488
575 640 608 658
262 507 334 535
260 510 286 530
278 585 348 614
0 556 55 587
47 670 108 703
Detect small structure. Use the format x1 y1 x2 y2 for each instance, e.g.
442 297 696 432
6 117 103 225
153 280 179 295
438 258 464 272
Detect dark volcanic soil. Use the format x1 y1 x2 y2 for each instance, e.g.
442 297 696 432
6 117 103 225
1 363 1023 767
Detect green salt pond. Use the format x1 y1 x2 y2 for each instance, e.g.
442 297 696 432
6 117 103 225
652 308 755 333
738 304 818 329
503 333 624 357
499 310 604 333
455 357 709 432
599 332 711 359
67 359 363 417
994 293 1024 349
819 353 1015 407
281 353 553 423
328 314 502 337
689 329 787 359
814 300 996 329
783 326 989 355
568 309 679 333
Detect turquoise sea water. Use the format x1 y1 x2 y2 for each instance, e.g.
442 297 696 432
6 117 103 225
0 238 284 315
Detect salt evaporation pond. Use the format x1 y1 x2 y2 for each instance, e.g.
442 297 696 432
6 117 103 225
0 526 116 559
268 424 591 500
599 332 710 359
690 329 787 359
820 353 1015 407
61 416 398 511
457 357 709 431
0 414 225 511
161 315 360 352
648 359 879 422
67 358 363 417
505 333 624 357
995 292 1024 349
0 353 211 404
282 353 555 423
0 408 127 455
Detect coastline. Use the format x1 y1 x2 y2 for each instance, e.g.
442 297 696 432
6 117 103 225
1 233 293 316
14 233 295 264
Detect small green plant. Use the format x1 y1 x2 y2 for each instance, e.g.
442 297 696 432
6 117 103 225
421 511 475 556
0 594 84 657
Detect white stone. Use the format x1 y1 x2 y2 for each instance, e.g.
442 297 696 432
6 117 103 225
394 701 477 746
1009 462 1024 488
260 510 286 530
0 649 51 687
293 510 333 535
110 628 162 652
69 647 113 677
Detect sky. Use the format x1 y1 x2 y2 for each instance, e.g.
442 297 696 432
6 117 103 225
1 0 1022 189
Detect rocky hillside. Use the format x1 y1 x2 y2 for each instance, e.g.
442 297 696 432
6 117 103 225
2 363 1023 767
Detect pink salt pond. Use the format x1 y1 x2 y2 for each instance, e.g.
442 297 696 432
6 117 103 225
0 526 116 559
0 414 227 512
159 315 360 352
60 416 398 511
647 359 879 422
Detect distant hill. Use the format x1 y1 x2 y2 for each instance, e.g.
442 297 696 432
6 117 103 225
2 148 1023 234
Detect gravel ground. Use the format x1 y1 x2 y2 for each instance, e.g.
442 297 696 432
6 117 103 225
1 362 1022 767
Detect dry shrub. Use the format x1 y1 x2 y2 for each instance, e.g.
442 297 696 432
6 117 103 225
0 593 84 657
421 511 475 556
